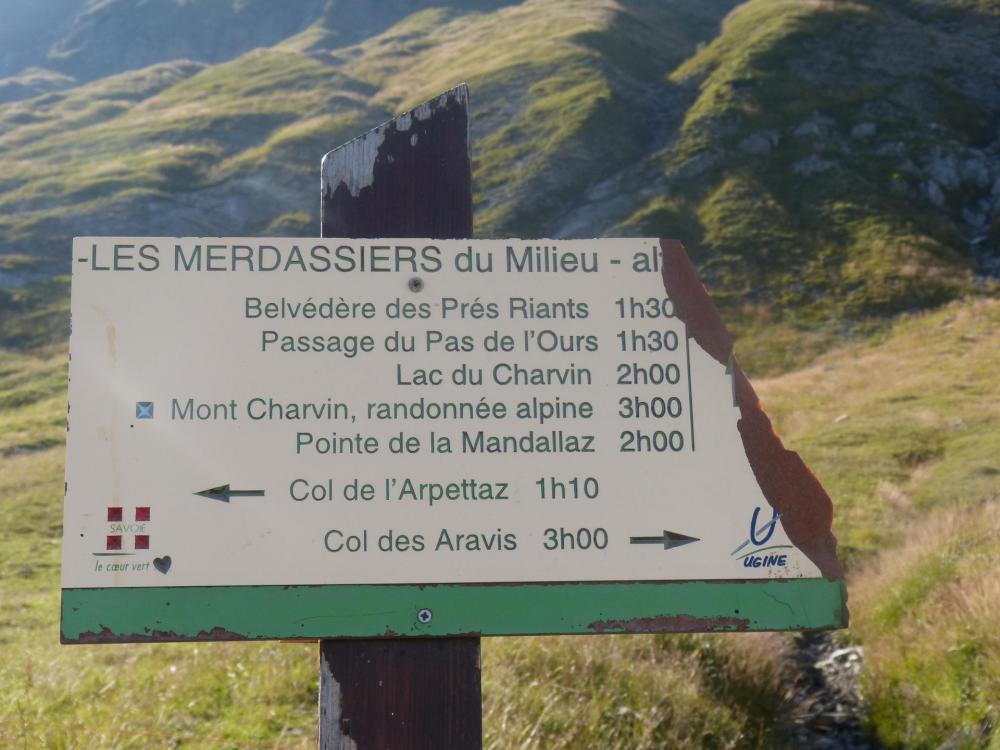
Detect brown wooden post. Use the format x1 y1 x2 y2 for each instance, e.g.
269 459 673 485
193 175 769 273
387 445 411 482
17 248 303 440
317 83 482 750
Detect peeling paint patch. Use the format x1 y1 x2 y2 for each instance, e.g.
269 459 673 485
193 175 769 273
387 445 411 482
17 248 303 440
66 625 253 644
659 239 845 583
321 83 467 198
589 614 750 634
321 83 472 240
321 127 387 198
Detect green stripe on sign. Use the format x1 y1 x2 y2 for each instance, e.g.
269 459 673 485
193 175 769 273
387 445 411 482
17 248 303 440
61 578 847 643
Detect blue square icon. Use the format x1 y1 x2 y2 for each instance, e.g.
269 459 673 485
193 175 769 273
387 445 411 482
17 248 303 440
136 401 154 419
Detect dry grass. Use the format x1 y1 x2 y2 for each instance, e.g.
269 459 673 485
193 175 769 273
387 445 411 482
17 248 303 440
1 292 997 747
849 502 1000 748
753 298 1000 566
482 632 791 749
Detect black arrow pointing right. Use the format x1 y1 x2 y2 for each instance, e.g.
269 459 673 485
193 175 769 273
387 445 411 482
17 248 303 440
629 530 700 550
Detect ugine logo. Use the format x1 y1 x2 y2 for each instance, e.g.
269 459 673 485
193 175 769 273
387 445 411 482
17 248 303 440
730 506 793 568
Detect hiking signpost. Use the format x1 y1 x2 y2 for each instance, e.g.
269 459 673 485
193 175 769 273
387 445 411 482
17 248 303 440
61 85 846 748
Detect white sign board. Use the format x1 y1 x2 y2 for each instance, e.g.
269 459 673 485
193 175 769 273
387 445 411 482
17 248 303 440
62 237 824 591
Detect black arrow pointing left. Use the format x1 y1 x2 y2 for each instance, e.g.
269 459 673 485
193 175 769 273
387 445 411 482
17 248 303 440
194 484 266 503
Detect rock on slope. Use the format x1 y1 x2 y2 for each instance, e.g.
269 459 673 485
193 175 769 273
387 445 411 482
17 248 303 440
617 0 1000 326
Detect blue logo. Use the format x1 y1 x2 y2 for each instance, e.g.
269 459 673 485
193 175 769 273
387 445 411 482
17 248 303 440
731 506 791 568
136 401 154 419
750 506 779 545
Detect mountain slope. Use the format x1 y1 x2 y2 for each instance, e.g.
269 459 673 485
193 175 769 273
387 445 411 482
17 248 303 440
758 298 1000 747
1 4 999 745
620 0 1000 329
0 0 86 87
0 0 325 88
0 0 740 264
1 0 997 367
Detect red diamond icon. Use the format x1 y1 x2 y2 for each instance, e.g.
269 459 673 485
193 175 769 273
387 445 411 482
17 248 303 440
136 507 150 522
107 507 123 522
106 535 122 550
134 535 149 550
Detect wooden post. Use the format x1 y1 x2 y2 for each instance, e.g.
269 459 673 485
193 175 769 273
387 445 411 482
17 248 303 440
317 84 482 749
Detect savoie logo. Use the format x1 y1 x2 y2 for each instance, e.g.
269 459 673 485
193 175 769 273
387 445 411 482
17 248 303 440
730 507 792 568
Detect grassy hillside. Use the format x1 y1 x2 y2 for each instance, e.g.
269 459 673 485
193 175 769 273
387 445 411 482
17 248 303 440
0 0 324 85
0 0 741 267
852 502 1000 748
622 0 1000 357
756 298 1000 747
1 0 995 362
1 296 997 748
756 299 1000 567
730 291 1000 748
0 0 85 98
1 1 999 746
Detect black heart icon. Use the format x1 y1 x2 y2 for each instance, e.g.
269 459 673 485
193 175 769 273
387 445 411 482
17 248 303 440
153 556 172 574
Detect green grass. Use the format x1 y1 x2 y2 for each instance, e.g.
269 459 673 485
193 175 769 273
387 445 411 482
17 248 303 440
0 277 70 352
1 291 998 747
0 355 790 748
1 1 999 746
483 633 789 750
756 299 1000 565
625 0 993 344
0 445 791 749
754 298 1000 748
850 503 1000 748
0 352 66 456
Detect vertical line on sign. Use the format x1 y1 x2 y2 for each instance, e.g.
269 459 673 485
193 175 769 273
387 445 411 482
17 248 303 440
685 324 696 452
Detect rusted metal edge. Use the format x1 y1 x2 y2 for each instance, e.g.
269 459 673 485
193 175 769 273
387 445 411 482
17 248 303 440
660 239 846 585
588 614 751 634
60 578 847 643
